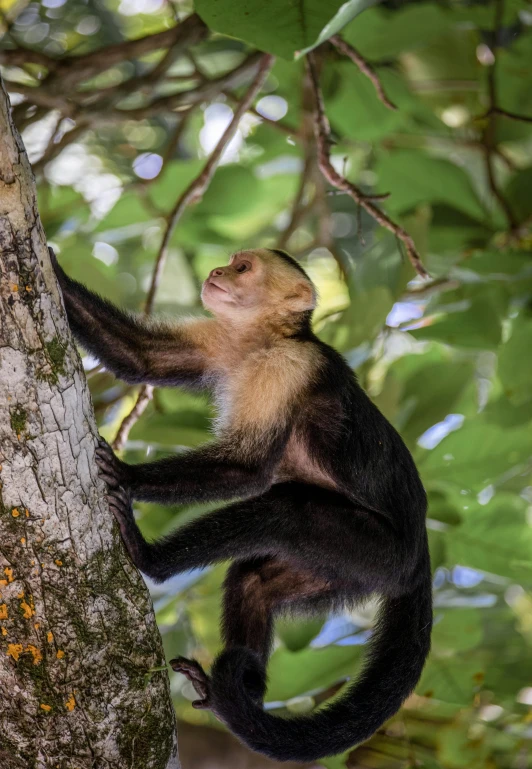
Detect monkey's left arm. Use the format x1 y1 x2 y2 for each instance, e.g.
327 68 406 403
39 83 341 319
96 428 287 506
49 248 213 388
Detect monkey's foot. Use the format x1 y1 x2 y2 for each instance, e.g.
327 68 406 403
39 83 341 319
170 657 212 709
106 485 134 526
95 438 130 490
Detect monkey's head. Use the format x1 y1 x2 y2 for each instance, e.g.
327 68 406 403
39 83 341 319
201 248 317 323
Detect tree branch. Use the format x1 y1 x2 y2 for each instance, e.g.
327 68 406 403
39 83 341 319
305 54 428 278
330 35 397 111
482 0 518 231
112 53 275 450
0 14 207 90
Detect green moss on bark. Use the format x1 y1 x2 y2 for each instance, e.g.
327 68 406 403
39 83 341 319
10 406 27 435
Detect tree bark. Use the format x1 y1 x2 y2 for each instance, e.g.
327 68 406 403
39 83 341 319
0 77 179 768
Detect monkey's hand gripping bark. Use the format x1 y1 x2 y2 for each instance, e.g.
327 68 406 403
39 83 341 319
95 440 149 569
96 439 215 712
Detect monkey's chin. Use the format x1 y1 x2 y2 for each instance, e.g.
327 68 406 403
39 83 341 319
201 285 235 313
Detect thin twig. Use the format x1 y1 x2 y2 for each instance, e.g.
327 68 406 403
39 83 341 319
330 35 397 111
486 107 532 123
277 150 314 249
112 53 275 449
225 90 299 137
112 385 154 451
0 14 207 90
145 53 274 313
482 0 518 231
306 54 427 278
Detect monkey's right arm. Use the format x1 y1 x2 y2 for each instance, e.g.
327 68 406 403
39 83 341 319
50 248 213 388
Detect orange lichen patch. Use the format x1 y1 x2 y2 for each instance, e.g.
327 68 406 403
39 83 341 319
31 560 35 566
0 605 7 620
47 631 53 643
20 537 26 545
4 567 14 583
26 645 42 665
17 591 24 599
34 623 40 630
25 510 29 517
40 704 52 712
20 600 35 619
54 560 63 567
7 643 23 661
65 693 76 712
25 285 31 292
1 627 7 636
0 581 7 587
11 284 18 292
11 508 20 517
56 650 65 660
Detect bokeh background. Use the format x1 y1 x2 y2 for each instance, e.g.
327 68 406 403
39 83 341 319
2 0 532 766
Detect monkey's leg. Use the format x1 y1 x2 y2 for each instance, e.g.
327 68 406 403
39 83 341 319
222 558 333 662
171 557 335 710
104 480 407 596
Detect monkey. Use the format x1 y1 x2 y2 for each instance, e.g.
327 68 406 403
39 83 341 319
50 246 432 763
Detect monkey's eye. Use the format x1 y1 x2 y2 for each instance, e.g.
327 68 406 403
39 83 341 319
235 261 251 274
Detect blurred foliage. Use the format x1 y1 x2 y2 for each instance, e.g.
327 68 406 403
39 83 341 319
3 0 532 766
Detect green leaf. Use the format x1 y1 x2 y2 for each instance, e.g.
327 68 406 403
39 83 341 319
376 151 487 222
267 645 362 702
196 0 378 60
295 0 381 58
419 422 532 492
432 609 483 653
445 494 532 583
410 296 502 350
498 316 532 406
504 166 532 225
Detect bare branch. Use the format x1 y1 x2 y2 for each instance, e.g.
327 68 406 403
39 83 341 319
306 54 428 278
482 0 518 231
112 385 154 451
330 35 397 111
486 106 532 124
0 14 207 90
277 151 314 249
112 53 275 449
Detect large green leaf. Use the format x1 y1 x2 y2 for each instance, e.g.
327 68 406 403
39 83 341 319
410 296 502 350
419 422 532 491
445 494 532 583
196 0 379 60
498 316 532 406
376 151 487 222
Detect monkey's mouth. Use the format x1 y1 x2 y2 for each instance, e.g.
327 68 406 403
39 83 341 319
205 279 229 294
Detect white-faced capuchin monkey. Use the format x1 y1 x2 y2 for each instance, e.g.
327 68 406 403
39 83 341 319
50 246 432 762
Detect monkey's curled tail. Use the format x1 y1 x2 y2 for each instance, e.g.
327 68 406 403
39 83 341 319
209 559 432 762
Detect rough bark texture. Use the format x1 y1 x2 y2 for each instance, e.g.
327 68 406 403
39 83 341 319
0 78 179 768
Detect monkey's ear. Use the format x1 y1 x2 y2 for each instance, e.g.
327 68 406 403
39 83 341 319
286 282 316 312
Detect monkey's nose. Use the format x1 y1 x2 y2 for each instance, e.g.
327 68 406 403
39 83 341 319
210 268 224 277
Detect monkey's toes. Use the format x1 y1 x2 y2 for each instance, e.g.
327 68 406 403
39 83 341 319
107 486 132 520
170 657 211 705
96 443 125 488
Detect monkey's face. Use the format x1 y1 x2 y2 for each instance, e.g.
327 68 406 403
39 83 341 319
201 249 316 320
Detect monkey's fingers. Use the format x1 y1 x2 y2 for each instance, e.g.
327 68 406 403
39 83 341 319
95 450 123 488
97 468 121 490
170 657 211 705
109 486 130 507
191 699 210 710
107 490 133 521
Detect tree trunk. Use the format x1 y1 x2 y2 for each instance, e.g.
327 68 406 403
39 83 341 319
0 78 179 769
